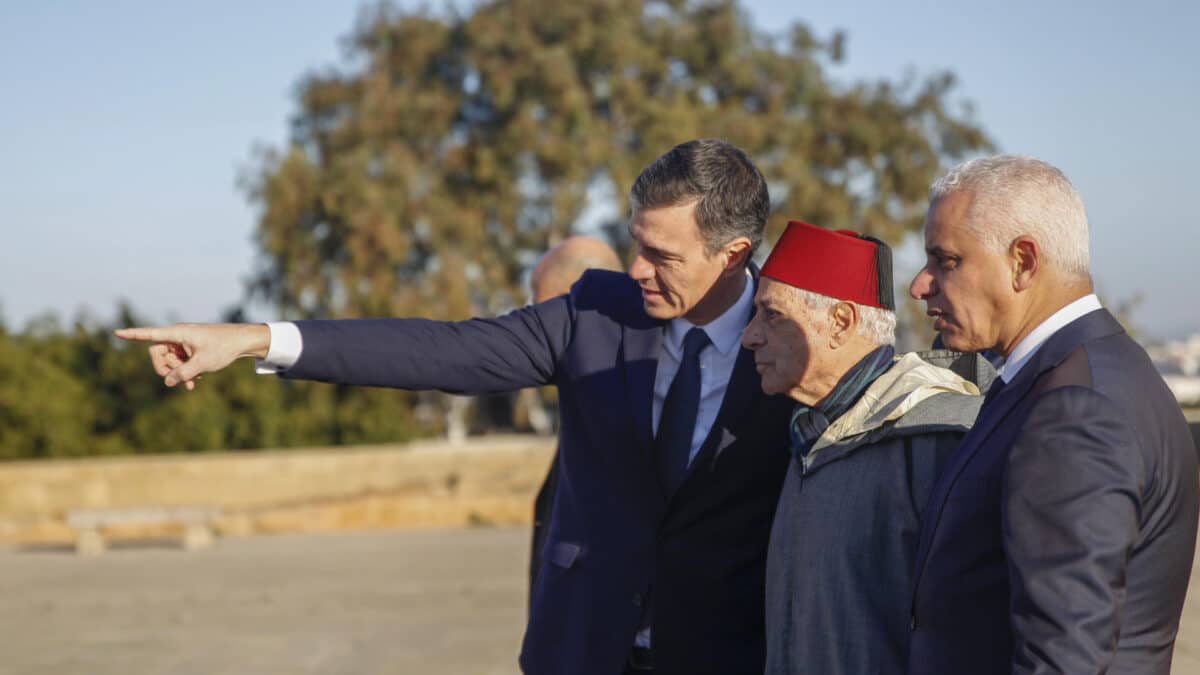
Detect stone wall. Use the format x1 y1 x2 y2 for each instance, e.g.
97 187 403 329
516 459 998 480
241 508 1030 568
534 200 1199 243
0 435 555 543
5 417 1196 545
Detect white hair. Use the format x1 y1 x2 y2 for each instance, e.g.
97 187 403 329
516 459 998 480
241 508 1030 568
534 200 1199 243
930 154 1090 279
792 287 896 346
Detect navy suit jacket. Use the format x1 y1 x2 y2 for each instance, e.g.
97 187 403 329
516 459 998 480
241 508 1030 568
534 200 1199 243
284 269 793 675
909 309 1199 674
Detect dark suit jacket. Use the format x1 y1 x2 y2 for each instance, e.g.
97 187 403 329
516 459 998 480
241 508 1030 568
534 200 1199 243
909 309 1199 674
529 442 558 604
284 269 793 675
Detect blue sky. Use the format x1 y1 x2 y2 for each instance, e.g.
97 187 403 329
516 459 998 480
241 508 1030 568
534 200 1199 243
2 1 1197 338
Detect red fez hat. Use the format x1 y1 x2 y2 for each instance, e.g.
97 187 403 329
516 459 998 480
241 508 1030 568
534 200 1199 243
761 221 895 310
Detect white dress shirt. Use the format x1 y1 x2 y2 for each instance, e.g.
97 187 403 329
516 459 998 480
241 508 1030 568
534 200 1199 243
996 293 1103 383
651 269 754 465
256 322 303 373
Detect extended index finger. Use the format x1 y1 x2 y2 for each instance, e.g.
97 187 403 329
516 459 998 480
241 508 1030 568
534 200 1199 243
114 325 183 343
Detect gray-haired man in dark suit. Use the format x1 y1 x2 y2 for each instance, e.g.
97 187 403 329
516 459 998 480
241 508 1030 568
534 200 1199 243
908 155 1199 674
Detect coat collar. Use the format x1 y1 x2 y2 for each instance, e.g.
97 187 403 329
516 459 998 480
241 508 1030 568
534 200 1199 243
801 352 980 474
996 294 1102 383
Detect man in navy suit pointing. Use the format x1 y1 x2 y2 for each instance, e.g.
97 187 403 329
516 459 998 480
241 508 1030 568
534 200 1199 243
907 154 1199 674
117 139 793 675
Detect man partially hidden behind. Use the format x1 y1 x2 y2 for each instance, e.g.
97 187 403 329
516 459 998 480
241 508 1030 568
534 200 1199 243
741 221 983 674
908 155 1199 674
116 139 794 674
525 235 622 600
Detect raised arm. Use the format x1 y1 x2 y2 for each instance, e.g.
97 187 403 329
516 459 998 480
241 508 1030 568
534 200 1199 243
283 295 574 393
116 293 576 394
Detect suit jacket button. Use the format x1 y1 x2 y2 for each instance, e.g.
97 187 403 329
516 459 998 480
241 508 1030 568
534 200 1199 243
632 592 644 608
909 615 917 632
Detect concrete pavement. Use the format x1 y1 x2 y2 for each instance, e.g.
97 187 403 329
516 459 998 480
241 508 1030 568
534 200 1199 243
4 526 1200 674
0 528 529 675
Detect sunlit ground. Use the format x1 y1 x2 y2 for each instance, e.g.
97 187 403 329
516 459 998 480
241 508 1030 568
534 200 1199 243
0 528 529 675
3 526 1200 675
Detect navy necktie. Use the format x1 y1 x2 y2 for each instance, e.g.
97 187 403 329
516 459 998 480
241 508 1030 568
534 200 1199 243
657 327 710 495
983 376 1007 407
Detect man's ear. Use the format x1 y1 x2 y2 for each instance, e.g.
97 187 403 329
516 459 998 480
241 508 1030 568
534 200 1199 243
1010 236 1039 292
828 302 857 348
720 237 753 274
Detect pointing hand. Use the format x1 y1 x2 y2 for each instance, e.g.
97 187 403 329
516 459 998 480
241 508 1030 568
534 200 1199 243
114 323 271 390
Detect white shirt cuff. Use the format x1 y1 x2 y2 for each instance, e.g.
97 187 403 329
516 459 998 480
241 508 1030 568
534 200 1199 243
255 322 303 374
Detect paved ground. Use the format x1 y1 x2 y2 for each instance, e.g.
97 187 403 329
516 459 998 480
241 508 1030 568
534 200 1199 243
3 527 1200 674
0 528 529 675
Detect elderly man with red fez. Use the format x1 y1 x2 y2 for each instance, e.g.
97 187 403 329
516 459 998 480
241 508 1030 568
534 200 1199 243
741 221 985 674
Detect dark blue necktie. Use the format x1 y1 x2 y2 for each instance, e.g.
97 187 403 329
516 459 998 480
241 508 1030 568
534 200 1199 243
983 375 1007 407
657 327 710 495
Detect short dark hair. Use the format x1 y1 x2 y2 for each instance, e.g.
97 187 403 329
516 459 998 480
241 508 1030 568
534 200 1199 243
629 139 769 258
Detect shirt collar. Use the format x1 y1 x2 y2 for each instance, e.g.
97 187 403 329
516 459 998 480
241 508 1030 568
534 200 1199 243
665 268 754 357
997 293 1102 383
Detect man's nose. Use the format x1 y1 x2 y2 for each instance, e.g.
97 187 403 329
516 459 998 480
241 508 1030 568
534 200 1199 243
909 268 936 300
629 254 653 281
741 319 762 350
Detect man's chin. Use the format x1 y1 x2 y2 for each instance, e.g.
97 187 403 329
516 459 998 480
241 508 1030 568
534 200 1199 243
939 331 980 353
755 374 784 397
642 298 678 320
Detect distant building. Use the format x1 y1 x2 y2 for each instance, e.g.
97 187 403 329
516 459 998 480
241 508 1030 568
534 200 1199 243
1148 334 1200 407
1164 376 1200 407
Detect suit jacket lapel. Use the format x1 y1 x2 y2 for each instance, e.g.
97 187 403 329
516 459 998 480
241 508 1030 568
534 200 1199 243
623 318 664 462
684 346 762 483
676 270 765 494
910 367 1035 587
911 309 1126 588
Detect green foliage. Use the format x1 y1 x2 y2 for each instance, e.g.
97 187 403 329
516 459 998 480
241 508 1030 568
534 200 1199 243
0 331 97 459
244 0 991 323
0 309 428 460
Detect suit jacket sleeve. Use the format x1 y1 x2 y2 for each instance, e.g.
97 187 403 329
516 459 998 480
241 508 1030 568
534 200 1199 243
281 293 575 394
1002 386 1144 674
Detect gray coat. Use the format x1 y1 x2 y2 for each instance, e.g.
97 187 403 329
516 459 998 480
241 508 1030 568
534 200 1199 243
765 353 986 674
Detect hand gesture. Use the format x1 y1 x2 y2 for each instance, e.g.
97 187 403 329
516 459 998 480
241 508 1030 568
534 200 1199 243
114 323 271 390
